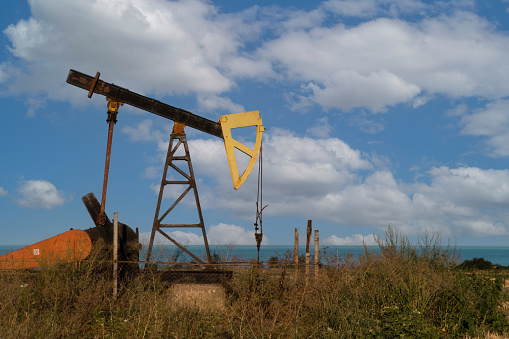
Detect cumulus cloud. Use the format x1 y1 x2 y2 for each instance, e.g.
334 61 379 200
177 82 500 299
305 70 421 112
259 12 509 112
460 100 509 157
270 166 509 238
1 0 259 109
122 120 161 143
0 187 8 197
15 179 68 209
139 230 201 246
207 223 263 245
306 117 334 138
197 95 245 114
183 129 373 214
125 115 509 239
139 223 262 246
3 0 509 116
323 234 377 246
196 139 509 238
322 0 427 18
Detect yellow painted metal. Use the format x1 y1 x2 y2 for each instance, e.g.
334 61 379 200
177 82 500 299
106 97 123 112
172 122 186 135
220 111 264 189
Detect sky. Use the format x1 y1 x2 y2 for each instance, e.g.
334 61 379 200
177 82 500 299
1 0 509 247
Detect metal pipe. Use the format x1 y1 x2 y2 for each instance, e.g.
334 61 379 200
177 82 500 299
97 109 117 225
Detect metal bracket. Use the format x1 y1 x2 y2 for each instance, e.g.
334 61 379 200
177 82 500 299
88 72 101 98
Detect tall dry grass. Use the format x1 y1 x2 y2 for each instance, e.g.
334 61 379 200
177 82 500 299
0 226 508 338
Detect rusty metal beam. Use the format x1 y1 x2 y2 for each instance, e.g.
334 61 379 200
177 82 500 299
66 69 223 139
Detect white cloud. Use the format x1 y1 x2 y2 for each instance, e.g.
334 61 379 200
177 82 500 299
15 179 67 209
167 230 203 246
322 0 427 18
422 166 509 208
4 1 509 116
259 12 509 112
197 94 245 114
207 223 263 245
303 166 509 238
210 144 509 238
323 234 377 246
305 70 421 112
128 117 509 239
139 230 203 246
139 223 262 246
412 95 431 108
24 97 44 117
122 120 163 142
306 116 334 138
185 129 373 213
460 100 509 157
0 187 8 197
2 0 257 106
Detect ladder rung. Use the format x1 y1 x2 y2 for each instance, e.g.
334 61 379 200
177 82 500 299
171 156 188 161
164 180 190 185
159 224 203 228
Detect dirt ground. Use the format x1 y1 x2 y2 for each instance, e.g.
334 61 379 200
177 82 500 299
169 283 225 311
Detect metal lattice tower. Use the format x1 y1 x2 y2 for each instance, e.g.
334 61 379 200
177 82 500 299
146 130 212 266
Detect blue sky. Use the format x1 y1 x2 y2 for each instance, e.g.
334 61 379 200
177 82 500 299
2 0 509 247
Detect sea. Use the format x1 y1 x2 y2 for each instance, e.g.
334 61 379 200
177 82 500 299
1 244 509 266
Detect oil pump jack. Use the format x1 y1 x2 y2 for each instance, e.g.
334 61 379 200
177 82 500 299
0 70 264 270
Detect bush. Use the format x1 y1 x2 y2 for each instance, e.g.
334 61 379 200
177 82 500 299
1 226 508 338
432 273 509 337
320 226 508 338
458 257 494 270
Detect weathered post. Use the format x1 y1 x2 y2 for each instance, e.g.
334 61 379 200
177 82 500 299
113 212 118 299
305 220 312 277
294 228 299 280
314 230 319 278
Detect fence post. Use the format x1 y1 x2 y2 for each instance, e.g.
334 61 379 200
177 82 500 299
113 212 118 299
314 230 319 278
305 220 312 278
294 228 299 280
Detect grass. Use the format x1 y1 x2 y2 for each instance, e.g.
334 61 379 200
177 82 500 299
1 226 509 338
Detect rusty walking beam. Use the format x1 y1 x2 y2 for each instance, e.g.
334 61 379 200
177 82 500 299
66 69 223 139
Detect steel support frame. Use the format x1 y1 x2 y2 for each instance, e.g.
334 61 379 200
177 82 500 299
146 132 212 267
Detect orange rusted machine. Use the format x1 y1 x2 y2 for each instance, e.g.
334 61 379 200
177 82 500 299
0 193 139 270
0 229 91 270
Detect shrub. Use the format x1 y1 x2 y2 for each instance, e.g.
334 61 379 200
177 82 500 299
1 226 508 338
458 257 494 270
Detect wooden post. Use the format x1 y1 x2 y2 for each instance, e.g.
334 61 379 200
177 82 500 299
305 220 312 277
314 230 319 278
113 212 118 299
294 228 299 280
